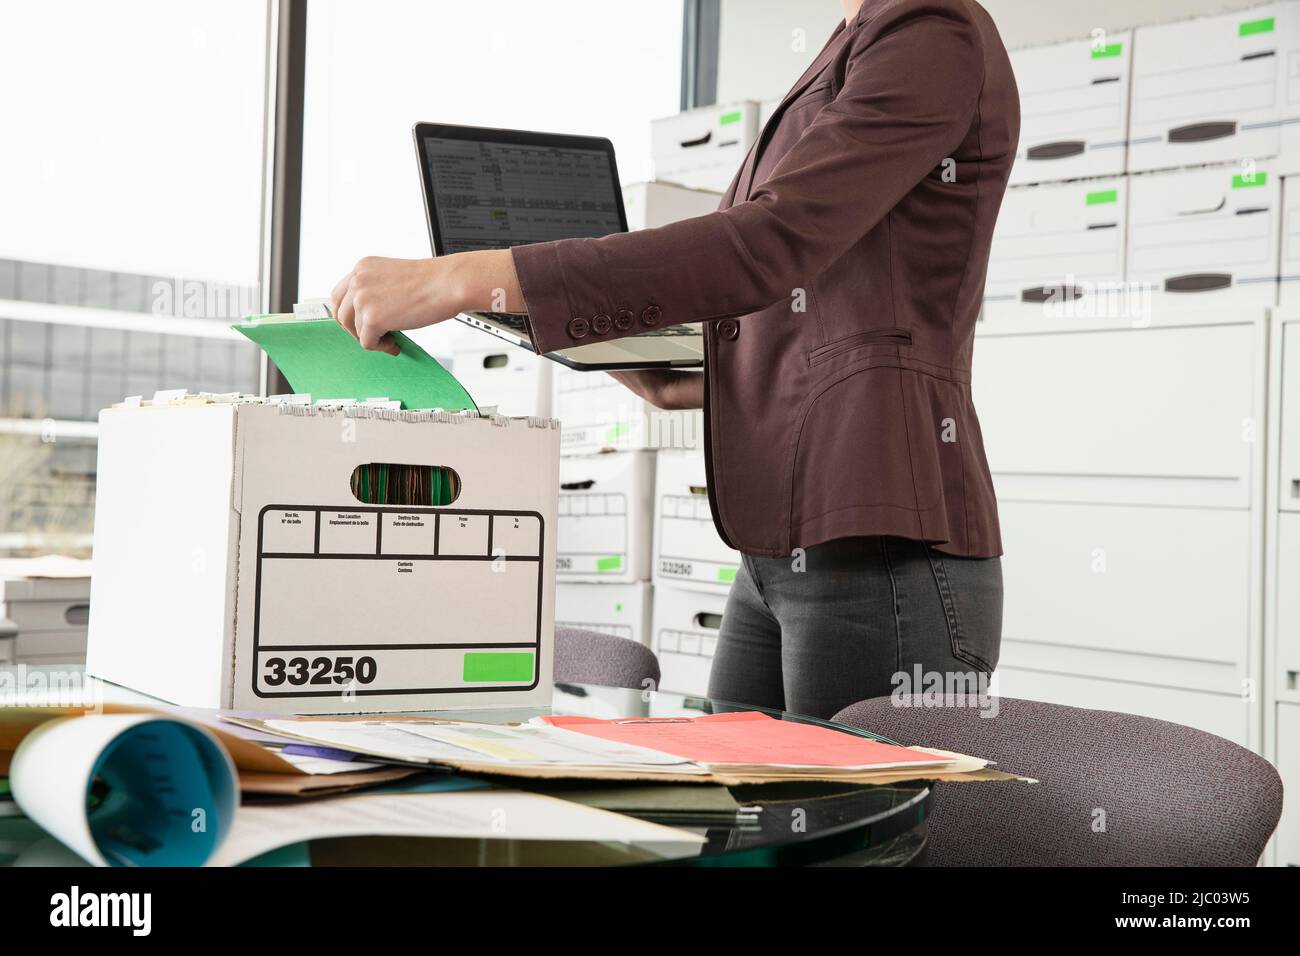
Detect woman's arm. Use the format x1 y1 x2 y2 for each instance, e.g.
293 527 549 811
606 370 704 410
328 249 521 354
331 3 981 358
328 254 703 410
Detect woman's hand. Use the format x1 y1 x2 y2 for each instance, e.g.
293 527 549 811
330 250 522 354
607 370 704 410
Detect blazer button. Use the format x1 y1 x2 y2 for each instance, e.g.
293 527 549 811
718 318 740 341
567 317 590 339
641 305 662 327
592 313 612 335
614 309 635 331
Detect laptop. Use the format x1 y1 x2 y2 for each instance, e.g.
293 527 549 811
414 122 704 370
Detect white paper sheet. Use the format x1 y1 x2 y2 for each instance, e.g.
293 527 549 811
260 718 706 773
211 789 705 866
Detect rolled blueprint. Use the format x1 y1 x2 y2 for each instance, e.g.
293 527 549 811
9 713 237 866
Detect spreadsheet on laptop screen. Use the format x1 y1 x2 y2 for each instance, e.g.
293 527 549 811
424 136 623 253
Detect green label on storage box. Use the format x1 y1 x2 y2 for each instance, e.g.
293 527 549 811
1239 17 1274 37
1090 42 1122 59
719 111 742 126
1232 172 1267 188
718 566 737 583
1085 189 1118 205
596 555 623 572
463 652 535 683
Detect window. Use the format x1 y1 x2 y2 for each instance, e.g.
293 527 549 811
0 0 272 555
298 0 684 358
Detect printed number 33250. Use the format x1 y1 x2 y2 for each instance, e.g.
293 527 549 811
262 655 377 687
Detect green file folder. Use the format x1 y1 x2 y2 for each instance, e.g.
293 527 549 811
234 315 477 412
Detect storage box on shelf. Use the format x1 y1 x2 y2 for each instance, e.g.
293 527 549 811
1126 163 1280 309
621 181 722 230
651 101 758 192
1129 4 1300 174
983 177 1128 320
1007 31 1132 185
652 449 740 593
450 344 552 418
651 583 727 698
552 365 703 455
1 575 90 665
1280 176 1300 305
973 308 1267 746
555 580 652 647
556 450 655 583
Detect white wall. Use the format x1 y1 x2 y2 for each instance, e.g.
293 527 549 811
717 0 1280 104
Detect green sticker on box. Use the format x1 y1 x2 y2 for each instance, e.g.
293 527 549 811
596 555 623 572
718 566 737 583
1240 17 1274 36
1090 42 1122 59
1232 172 1267 188
1085 189 1118 205
605 421 629 441
463 652 535 683
719 111 742 126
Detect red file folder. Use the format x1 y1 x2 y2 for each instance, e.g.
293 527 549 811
541 711 953 770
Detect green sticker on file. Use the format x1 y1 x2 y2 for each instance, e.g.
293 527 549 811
1090 42 1122 59
718 566 737 583
1240 17 1274 36
596 555 623 572
1086 189 1118 205
719 111 742 126
1232 172 1268 188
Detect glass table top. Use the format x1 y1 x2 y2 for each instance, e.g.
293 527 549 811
0 665 931 867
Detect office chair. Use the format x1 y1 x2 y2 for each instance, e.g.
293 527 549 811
833 695 1283 866
553 627 661 691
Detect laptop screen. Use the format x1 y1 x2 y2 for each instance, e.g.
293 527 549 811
422 135 624 254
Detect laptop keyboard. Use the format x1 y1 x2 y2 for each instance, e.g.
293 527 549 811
475 312 530 333
473 312 698 338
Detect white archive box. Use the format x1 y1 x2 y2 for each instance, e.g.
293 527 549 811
1007 31 1132 185
1 576 91 665
1126 164 1280 308
450 345 552 418
653 449 741 592
555 581 652 646
1281 176 1300 305
553 365 703 454
86 400 560 714
557 450 655 583
621 181 722 230
651 101 758 192
982 178 1127 319
651 584 727 698
1129 4 1299 173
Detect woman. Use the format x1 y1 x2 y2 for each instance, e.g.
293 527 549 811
330 0 1019 720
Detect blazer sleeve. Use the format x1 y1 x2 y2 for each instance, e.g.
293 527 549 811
510 2 985 354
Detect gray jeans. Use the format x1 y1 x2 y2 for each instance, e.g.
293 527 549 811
707 536 1003 720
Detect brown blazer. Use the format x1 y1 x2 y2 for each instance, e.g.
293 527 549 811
512 0 1019 558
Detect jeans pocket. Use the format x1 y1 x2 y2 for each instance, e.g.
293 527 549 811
926 548 1003 673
